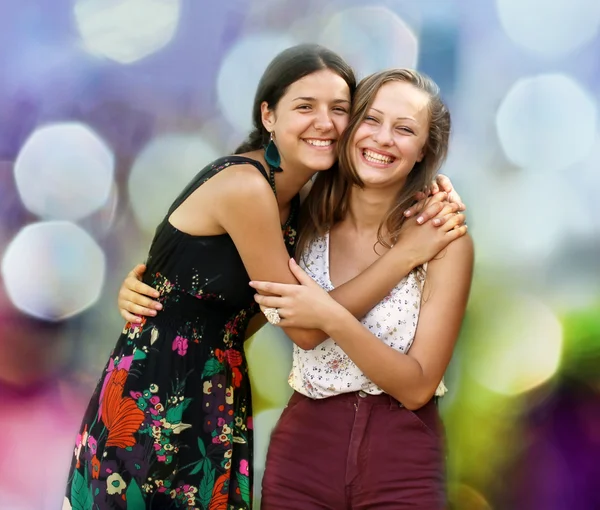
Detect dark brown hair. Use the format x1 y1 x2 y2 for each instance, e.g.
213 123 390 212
235 44 356 153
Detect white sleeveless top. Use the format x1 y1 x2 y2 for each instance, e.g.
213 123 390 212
288 231 447 399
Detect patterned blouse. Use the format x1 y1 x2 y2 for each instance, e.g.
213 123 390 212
288 231 447 399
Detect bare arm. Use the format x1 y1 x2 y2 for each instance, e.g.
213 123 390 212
117 168 467 349
251 234 474 408
322 235 473 408
215 166 422 349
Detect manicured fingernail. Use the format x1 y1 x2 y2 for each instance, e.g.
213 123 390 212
433 219 441 225
404 210 412 217
417 216 424 224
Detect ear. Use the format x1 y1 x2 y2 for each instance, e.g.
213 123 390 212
416 151 424 163
261 101 276 132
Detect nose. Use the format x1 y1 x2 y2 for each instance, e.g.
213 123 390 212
372 125 393 147
314 109 334 132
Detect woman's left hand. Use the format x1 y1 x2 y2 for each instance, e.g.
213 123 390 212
404 174 465 221
249 258 338 330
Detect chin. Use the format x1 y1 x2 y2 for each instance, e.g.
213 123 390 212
303 156 337 172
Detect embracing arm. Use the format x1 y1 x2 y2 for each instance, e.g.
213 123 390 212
216 166 422 349
322 235 474 408
251 234 474 407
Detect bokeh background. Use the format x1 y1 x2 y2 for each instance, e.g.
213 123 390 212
1 0 599 508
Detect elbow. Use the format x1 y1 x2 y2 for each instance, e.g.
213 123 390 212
398 387 436 411
289 330 316 351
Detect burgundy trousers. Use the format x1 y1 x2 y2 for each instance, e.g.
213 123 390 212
261 391 446 510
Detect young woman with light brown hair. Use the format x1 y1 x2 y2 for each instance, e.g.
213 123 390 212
254 69 473 509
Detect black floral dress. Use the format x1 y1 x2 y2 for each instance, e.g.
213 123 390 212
64 156 298 510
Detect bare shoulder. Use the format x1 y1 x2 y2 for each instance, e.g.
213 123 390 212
211 163 275 206
425 234 474 294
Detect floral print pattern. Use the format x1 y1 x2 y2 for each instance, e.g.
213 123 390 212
289 231 447 399
64 156 297 509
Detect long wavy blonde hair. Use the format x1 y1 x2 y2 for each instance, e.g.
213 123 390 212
296 68 452 260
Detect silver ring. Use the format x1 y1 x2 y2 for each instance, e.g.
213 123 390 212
263 307 281 325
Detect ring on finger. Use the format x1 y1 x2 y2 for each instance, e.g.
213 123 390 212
263 307 281 325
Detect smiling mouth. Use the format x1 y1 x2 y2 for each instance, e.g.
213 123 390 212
303 139 335 148
362 149 396 165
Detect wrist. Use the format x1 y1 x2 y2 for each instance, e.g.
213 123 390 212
391 238 421 271
320 301 351 338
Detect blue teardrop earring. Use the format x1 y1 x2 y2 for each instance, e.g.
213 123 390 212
264 132 281 169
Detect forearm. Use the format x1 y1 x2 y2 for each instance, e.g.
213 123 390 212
323 307 431 409
297 250 418 349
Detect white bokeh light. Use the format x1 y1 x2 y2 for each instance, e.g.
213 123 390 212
246 326 294 408
472 171 592 265
319 6 419 78
74 0 181 64
14 123 114 221
497 0 600 58
128 133 220 234
217 33 298 134
496 74 596 172
1 222 106 321
469 294 563 396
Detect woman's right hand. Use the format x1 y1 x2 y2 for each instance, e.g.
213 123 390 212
117 264 163 323
395 203 468 268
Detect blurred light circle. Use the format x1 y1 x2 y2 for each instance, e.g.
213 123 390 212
14 123 114 221
253 408 284 472
496 74 596 172
217 33 298 134
128 133 220 234
448 483 492 510
1 222 106 321
318 6 418 78
469 294 562 396
74 0 181 64
246 325 293 409
79 183 119 239
496 0 600 58
473 171 592 265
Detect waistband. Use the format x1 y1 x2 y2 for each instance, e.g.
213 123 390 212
291 389 407 408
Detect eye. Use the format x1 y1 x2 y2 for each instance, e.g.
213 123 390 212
296 104 312 111
364 116 378 123
396 126 414 134
332 106 348 114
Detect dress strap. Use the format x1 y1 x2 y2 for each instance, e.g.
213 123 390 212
165 155 273 218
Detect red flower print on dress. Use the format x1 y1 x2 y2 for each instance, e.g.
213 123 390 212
101 369 145 448
208 471 231 509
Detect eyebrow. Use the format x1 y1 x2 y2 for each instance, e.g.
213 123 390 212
371 107 418 122
292 96 351 104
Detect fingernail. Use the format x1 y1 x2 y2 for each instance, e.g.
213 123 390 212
404 210 412 217
417 216 424 224
433 219 441 225
151 310 157 316
155 303 162 310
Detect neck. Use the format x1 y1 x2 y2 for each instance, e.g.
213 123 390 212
244 150 315 206
273 156 315 205
344 184 401 236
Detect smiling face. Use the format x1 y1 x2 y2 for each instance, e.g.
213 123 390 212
351 80 430 192
261 69 351 172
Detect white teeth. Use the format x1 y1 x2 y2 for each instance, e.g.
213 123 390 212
363 149 393 164
305 139 333 147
